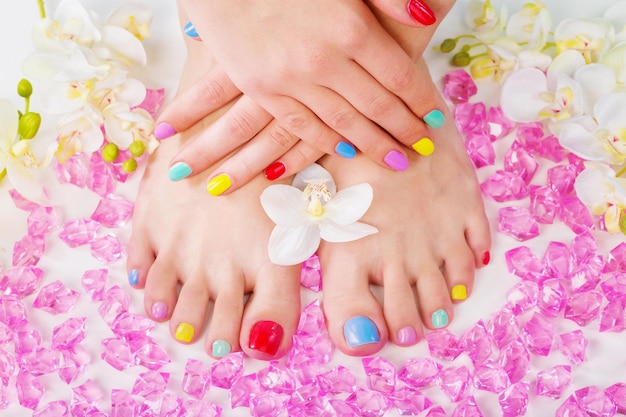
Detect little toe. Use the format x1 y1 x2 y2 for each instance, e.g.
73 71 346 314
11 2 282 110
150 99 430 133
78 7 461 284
169 278 211 344
142 257 179 322
382 266 423 347
204 282 245 358
126 229 154 289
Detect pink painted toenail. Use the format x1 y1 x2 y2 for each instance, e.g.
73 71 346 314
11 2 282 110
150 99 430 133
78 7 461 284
482 251 491 265
151 302 168 320
397 326 418 346
248 320 283 356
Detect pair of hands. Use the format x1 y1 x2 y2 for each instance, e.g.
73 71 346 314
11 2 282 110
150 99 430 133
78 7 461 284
156 0 448 195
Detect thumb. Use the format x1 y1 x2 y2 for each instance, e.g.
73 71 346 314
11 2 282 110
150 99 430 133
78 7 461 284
368 0 437 27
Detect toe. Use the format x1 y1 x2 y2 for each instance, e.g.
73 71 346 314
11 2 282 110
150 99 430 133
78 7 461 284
142 256 179 322
442 244 477 304
169 277 211 344
414 264 453 330
382 265 423 347
465 205 492 268
204 279 244 358
126 227 154 289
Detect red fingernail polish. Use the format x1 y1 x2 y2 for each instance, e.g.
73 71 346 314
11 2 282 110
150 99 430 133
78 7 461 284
482 251 490 265
264 161 286 180
407 0 436 26
249 320 283 355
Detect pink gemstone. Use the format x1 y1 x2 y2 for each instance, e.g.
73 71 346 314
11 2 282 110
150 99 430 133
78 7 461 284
300 253 322 292
398 358 442 389
326 399 360 416
503 141 538 184
87 154 116 197
131 336 171 370
571 231 599 265
182 358 210 400
560 196 594 234
536 365 571 399
460 320 493 366
27 205 62 236
498 381 529 417
159 393 184 416
101 337 135 370
601 273 626 302
564 290 603 326
71 379 104 416
138 88 166 118
98 285 130 325
424 405 448 417
0 265 44 298
522 312 556 356
14 320 42 354
390 386 433 415
506 281 538 315
605 383 626 414
481 170 528 202
543 241 572 279
466 132 496 168
346 387 390 417
498 206 540 241
362 357 396 394
258 361 297 395
58 218 101 247
504 246 545 281
516 122 544 151
230 373 261 409
316 365 357 395
537 278 565 318
426 329 462 361
16 371 44 410
547 164 577 196
604 242 626 273
182 398 222 417
498 339 530 384
444 69 478 104
557 330 588 365
131 370 169 401
58 345 90 384
487 309 521 349
9 188 41 211
455 102 488 134
90 233 125 264
529 185 560 224
0 349 16 385
12 234 46 267
488 106 516 140
0 296 26 327
211 352 244 389
111 389 137 417
90 194 134 228
439 365 472 402
574 386 617 417
54 153 90 188
570 256 602 293
556 395 587 417
537 134 567 162
286 344 321 384
81 268 108 301
452 396 485 417
250 391 289 417
19 345 59 376
473 361 510 393
111 311 155 338
33 280 80 314
599 299 626 332
33 400 70 417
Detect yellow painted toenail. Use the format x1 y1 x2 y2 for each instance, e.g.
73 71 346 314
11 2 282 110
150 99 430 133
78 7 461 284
206 173 232 196
451 284 468 301
175 322 195 343
411 137 435 156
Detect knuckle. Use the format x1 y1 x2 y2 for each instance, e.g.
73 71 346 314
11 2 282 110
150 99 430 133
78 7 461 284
281 111 309 131
388 64 416 92
268 124 297 149
368 94 396 117
338 18 369 50
225 111 256 139
327 109 356 131
198 77 227 108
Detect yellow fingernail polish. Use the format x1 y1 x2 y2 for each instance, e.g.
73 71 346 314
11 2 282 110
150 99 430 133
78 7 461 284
412 137 435 156
175 322 195 342
206 174 232 196
451 284 468 301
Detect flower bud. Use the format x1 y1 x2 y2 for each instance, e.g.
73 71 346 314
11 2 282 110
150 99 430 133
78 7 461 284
18 112 41 139
440 38 457 53
102 143 119 162
452 51 471 67
17 79 33 98
129 140 146 158
122 157 138 172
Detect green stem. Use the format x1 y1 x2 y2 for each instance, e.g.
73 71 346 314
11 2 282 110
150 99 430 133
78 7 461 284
37 0 46 18
24 96 30 114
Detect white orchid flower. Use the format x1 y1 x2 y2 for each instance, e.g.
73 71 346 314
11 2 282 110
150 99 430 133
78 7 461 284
106 2 153 41
103 102 155 150
464 0 508 42
506 1 552 51
261 163 378 266
603 1 626 44
469 38 520 80
554 18 613 64
55 104 104 163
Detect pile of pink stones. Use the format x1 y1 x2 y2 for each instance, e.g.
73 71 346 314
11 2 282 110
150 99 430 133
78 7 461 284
1 73 626 416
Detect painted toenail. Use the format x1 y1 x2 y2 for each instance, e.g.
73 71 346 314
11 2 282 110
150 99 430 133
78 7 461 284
335 141 357 159
344 316 380 348
212 339 232 358
451 285 468 301
482 251 491 265
175 323 195 343
168 162 192 181
424 109 445 128
206 173 232 196
128 269 138 286
431 309 449 329
249 320 283 356
411 137 435 156
183 21 200 39
154 122 177 140
397 326 417 346
151 302 168 320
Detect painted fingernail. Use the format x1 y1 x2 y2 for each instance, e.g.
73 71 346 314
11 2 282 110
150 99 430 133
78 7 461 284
424 109 445 128
344 316 380 348
212 339 232 358
451 285 468 301
397 326 417 346
265 161 286 180
183 21 201 40
482 251 491 265
411 137 435 156
175 323 195 343
154 122 177 140
151 302 168 320
249 320 283 355
407 0 436 26
128 269 138 286
206 173 232 196
431 309 449 329
384 150 409 171
335 141 357 159
168 162 192 181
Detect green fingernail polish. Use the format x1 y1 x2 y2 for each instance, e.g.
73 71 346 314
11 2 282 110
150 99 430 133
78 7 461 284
168 162 192 181
212 339 232 357
424 109 445 128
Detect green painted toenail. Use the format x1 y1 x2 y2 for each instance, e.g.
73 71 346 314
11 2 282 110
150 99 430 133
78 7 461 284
424 109 445 128
431 309 449 329
212 339 231 357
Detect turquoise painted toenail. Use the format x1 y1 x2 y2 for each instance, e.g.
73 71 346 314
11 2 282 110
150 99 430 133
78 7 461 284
431 309 449 329
424 109 445 128
335 141 357 159
128 269 138 286
344 316 380 348
168 162 192 182
183 21 199 39
212 339 231 357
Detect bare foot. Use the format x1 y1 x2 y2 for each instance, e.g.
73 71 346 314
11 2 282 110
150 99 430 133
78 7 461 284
317 60 491 356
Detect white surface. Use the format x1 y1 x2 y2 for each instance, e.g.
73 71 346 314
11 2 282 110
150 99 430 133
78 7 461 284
1 0 625 416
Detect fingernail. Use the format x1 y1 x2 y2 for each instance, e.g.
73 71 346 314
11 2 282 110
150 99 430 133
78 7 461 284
183 21 201 40
128 269 138 286
206 173 232 196
384 150 409 171
397 326 417 346
482 251 491 265
151 302 168 320
424 109 445 128
407 0 436 26
431 309 449 329
411 137 435 156
154 122 177 140
344 316 380 348
168 162 192 181
335 141 357 159
212 339 232 357
175 322 195 343
265 161 286 180
451 285 468 301
249 320 283 355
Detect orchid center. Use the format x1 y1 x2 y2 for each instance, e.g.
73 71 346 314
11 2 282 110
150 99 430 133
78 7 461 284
596 128 626 161
303 179 332 218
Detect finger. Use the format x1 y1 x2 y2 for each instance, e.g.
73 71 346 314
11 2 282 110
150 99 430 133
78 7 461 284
154 66 242 140
367 0 436 27
264 141 325 181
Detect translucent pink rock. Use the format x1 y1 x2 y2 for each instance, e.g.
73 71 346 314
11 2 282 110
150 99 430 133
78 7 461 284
444 69 478 103
9 188 41 211
14 320 42 354
426 329 462 361
473 361 510 393
498 206 540 241
54 153 90 188
488 106 516 140
563 290 603 326
455 102 488 134
556 395 587 417
138 88 166 118
346 387 390 417
481 170 528 202
504 141 538 184
574 386 617 417
547 164 577 196
605 383 626 414
250 391 289 417
101 337 134 370
71 379 104 416
111 389 137 417
557 329 588 365
571 231 598 265
258 361 297 395
398 358 442 389
58 218 101 247
90 194 134 228
0 265 44 298
90 233 125 264
16 371 44 410
211 352 244 389
504 246 544 281
498 381 529 417
0 348 16 386
537 278 565 318
159 393 184 416
390 386 433 415
537 134 567 162
111 311 155 338
230 373 261 409
529 185 560 224
522 312 556 356
300 253 322 292
601 273 626 302
604 242 626 273
516 122 544 152
362 357 396 393
182 358 210 399
599 299 626 332
33 280 80 314
560 196 594 234
543 241 572 279
98 285 130 325
287 382 323 414
570 257 602 293
460 320 493 366
58 345 90 384
325 399 360 416
424 406 447 417
536 365 571 399
487 309 521 349
452 396 485 417
498 339 530 384
506 281 538 315
87 154 116 197
131 336 171 370
286 343 321 384
27 205 62 236
439 365 472 402
81 268 108 301
316 365 357 395
466 133 496 168
33 400 70 417
19 345 59 376
12 234 45 267
0 296 27 327
131 370 169 401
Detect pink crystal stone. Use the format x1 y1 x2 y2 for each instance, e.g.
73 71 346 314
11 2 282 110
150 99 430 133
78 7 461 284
466 133 496 168
98 285 130 325
498 206 540 241
0 265 44 297
572 231 598 265
574 386 617 417
498 339 530 384
131 370 169 401
560 196 594 234
563 290 603 326
33 400 70 417
398 358 442 389
504 246 544 281
58 218 101 247
557 329 588 365
14 320 42 353
316 365 357 395
599 299 626 332
90 233 125 264
570 256 602 293
54 153 90 188
16 371 44 410
101 337 134 370
58 345 90 384
0 348 16 385
71 379 104 416
522 312 556 356
87 154 116 196
506 281 538 315
452 396 485 417
426 329 462 361
111 311 155 338
536 365 571 399
19 345 59 376
487 309 521 349
481 170 528 202
33 280 80 314
81 268 108 301
391 386 433 415
131 336 171 370
159 393 184 416
529 185 560 224
439 365 472 402
473 361 510 393
444 69 478 104
211 352 244 389
556 395 587 417
516 122 544 151
537 134 567 162
9 188 41 211
455 102 488 134
547 164 577 196
258 361 297 395
27 205 62 236
601 273 626 302
250 391 289 417
138 88 166 117
424 405 447 417
503 141 538 184
537 278 565 318
362 357 396 393
300 253 322 292
604 242 626 273
460 320 493 366
488 106 516 140
605 383 626 414
12 234 46 267
230 373 261 409
543 241 572 279
111 389 137 417
346 387 390 417
90 194 134 228
498 381 529 417
182 358 210 399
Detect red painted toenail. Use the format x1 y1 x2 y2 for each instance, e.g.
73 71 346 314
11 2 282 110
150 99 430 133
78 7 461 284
248 320 283 355
482 251 490 265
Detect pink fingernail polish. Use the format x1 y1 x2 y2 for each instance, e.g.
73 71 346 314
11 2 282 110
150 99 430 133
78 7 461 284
397 326 417 346
407 0 436 26
384 150 409 171
154 122 177 140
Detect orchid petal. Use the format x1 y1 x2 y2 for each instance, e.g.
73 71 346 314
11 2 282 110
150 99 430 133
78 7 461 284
601 43 626 84
268 224 320 266
603 1 626 30
5 158 47 204
94 25 147 67
0 100 18 148
324 183 373 225
320 220 378 243
574 164 610 207
556 121 609 161
293 163 336 194
546 50 585 89
260 184 309 227
501 68 548 122
594 92 626 130
574 64 617 112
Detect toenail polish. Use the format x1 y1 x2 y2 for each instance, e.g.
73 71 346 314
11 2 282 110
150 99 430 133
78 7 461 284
151 302 168 320
128 269 138 286
183 21 201 40
424 109 445 128
411 137 435 156
397 326 417 346
407 0 436 26
175 323 195 343
482 251 491 265
206 173 232 196
168 162 192 182
154 122 177 140
431 309 449 329
384 150 409 171
264 161 286 180
344 316 380 348
451 285 468 301
335 141 357 159
249 320 283 356
212 339 232 358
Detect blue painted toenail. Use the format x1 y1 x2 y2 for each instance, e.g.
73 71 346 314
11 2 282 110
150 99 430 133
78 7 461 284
212 339 231 358
183 21 199 39
128 269 139 286
431 309 449 329
344 316 380 348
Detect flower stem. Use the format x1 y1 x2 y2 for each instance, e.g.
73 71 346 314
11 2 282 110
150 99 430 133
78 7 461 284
37 0 46 18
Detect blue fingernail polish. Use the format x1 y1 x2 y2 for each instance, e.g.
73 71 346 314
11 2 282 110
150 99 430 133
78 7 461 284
344 316 380 347
335 141 356 159
183 21 200 39
128 269 139 286
424 109 445 128
432 309 449 329
212 339 232 357
168 162 192 181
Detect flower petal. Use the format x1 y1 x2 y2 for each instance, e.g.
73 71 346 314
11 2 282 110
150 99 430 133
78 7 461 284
0 99 18 148
555 120 608 161
323 183 373 224
292 163 336 194
501 67 548 122
5 158 47 204
320 220 378 243
260 184 308 227
268 224 320 266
